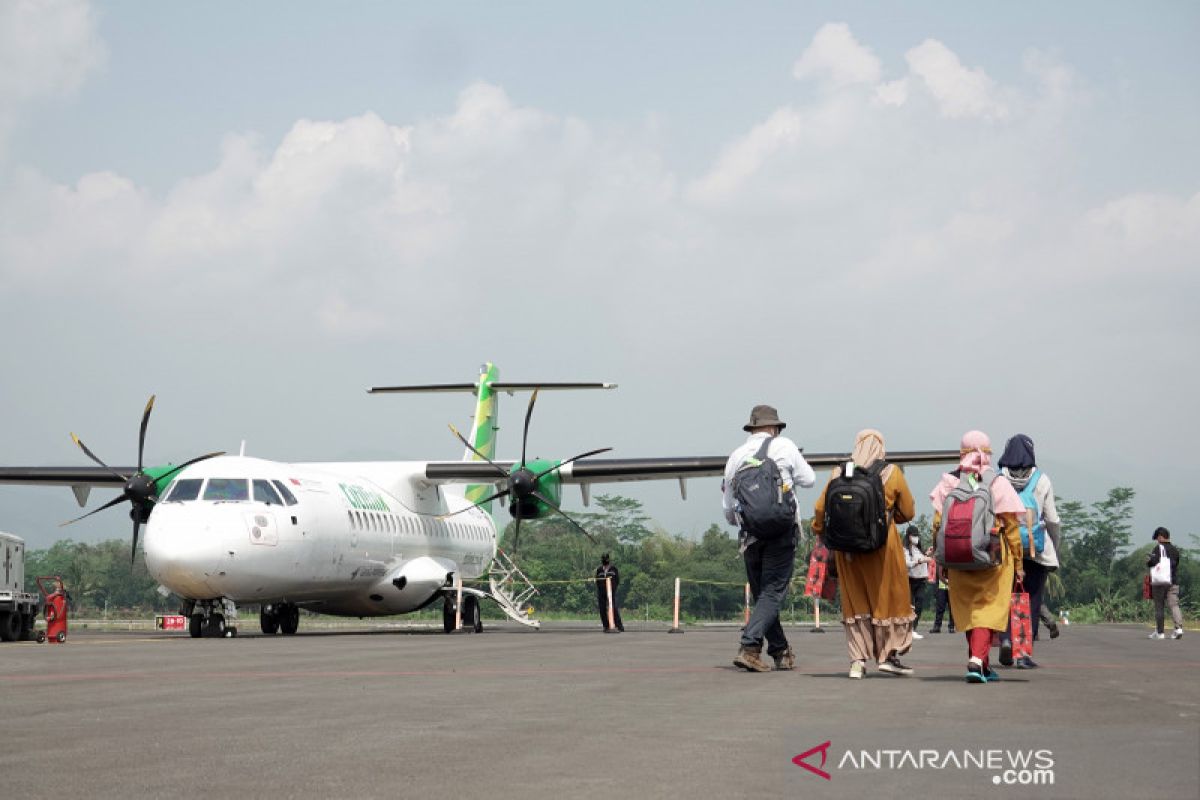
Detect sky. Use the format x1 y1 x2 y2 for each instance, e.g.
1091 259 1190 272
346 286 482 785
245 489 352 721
1 1 1197 551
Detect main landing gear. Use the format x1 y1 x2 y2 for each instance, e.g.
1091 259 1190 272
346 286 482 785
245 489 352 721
443 594 483 634
259 602 300 635
181 598 238 639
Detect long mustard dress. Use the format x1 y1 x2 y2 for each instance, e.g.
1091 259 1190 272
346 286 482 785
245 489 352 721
812 464 916 662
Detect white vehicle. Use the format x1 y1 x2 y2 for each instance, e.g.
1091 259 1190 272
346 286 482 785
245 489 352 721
0 531 40 642
0 363 956 639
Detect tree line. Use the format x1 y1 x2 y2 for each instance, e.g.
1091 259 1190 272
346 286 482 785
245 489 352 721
20 488 1195 622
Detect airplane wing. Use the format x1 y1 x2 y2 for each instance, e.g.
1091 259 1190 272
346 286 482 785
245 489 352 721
424 450 959 484
0 467 132 488
0 467 133 507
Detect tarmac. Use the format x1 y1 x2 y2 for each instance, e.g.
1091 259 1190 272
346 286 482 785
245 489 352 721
1 620 1197 800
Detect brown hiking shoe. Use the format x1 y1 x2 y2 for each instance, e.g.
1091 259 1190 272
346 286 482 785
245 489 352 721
733 645 772 673
772 647 796 671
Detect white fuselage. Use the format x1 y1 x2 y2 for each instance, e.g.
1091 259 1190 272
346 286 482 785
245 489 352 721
143 456 496 616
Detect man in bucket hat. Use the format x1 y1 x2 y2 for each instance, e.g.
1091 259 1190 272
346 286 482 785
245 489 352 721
722 404 815 672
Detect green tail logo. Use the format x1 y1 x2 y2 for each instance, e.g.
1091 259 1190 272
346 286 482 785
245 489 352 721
465 363 499 511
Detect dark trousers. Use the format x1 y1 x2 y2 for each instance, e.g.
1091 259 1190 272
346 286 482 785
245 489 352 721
933 587 954 631
908 579 928 628
1001 560 1048 644
1152 584 1184 634
596 586 623 631
740 534 797 657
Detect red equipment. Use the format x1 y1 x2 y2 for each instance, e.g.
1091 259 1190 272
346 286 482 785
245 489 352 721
36 575 68 643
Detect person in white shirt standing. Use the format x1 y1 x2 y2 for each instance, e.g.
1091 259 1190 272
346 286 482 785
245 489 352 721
904 526 933 639
723 405 815 672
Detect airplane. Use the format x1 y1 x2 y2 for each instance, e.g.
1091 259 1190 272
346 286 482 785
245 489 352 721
0 363 958 639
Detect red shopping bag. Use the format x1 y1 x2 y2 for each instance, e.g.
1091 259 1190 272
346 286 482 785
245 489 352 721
805 539 837 600
1142 574 1152 600
1010 580 1033 660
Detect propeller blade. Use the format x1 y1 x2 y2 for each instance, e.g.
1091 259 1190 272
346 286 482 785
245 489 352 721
60 492 130 527
520 389 538 467
131 518 141 563
532 490 596 544
439 487 511 518
137 395 156 473
533 447 614 480
70 433 130 482
511 514 523 553
155 451 226 484
448 424 510 477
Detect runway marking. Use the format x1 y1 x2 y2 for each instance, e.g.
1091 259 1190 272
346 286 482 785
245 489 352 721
0 665 723 683
4 661 1200 684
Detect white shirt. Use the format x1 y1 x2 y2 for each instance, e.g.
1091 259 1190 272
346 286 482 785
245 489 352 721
722 432 816 526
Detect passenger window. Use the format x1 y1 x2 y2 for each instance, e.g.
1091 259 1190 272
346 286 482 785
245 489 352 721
165 478 203 502
253 479 284 505
203 478 249 502
271 480 298 506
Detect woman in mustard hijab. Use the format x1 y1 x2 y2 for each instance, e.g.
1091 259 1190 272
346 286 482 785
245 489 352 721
812 429 916 679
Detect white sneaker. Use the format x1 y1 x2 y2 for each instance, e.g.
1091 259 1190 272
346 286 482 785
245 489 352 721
913 631 924 640
1148 632 1165 639
1172 628 1184 640
849 661 865 679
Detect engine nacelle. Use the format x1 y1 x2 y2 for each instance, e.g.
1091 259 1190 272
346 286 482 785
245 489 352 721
373 556 458 613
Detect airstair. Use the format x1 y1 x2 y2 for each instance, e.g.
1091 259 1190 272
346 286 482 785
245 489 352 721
487 548 541 629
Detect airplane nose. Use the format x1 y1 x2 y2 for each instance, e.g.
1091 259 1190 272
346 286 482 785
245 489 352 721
144 516 225 598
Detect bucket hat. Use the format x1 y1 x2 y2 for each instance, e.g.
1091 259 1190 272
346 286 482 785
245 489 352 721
743 404 786 432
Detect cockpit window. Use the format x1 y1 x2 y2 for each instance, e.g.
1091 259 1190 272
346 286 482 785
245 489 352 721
203 478 249 502
165 478 203 502
271 480 298 506
253 479 284 505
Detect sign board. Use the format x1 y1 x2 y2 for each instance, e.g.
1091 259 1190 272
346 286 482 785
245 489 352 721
155 614 187 631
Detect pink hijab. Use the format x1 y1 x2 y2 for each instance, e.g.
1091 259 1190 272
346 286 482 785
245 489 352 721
930 430 1024 515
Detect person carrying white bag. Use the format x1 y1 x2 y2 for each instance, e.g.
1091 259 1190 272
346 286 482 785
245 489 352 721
1146 527 1184 640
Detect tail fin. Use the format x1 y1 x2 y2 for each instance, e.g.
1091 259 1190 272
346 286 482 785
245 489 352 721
464 363 500 509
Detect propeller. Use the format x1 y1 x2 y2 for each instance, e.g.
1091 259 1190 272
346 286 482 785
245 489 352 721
62 395 225 562
443 389 611 552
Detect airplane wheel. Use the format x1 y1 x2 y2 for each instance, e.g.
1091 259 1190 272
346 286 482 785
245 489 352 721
279 604 299 635
206 614 226 638
464 596 482 634
442 598 456 633
189 614 204 638
260 608 280 635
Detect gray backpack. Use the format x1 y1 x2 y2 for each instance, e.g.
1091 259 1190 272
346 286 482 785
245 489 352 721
935 469 1002 571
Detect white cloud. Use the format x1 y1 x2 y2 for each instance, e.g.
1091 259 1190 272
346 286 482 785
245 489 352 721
905 38 1009 120
0 0 106 148
792 22 882 87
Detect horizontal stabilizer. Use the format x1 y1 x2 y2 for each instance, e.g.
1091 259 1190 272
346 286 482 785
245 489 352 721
369 382 616 394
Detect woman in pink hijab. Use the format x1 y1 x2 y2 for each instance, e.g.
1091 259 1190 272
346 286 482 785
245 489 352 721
930 430 1025 683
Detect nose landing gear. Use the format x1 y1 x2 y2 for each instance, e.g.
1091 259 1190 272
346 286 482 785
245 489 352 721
182 598 238 638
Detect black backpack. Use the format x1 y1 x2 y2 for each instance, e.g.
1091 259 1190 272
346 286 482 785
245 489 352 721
731 437 798 540
822 461 889 553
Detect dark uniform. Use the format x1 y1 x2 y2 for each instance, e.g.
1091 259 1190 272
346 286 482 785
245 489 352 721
595 556 624 632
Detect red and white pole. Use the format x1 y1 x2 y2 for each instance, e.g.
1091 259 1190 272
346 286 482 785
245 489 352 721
669 577 683 634
454 574 463 632
743 582 751 627
605 576 616 632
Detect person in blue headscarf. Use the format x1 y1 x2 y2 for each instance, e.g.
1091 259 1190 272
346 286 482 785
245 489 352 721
996 434 1062 668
